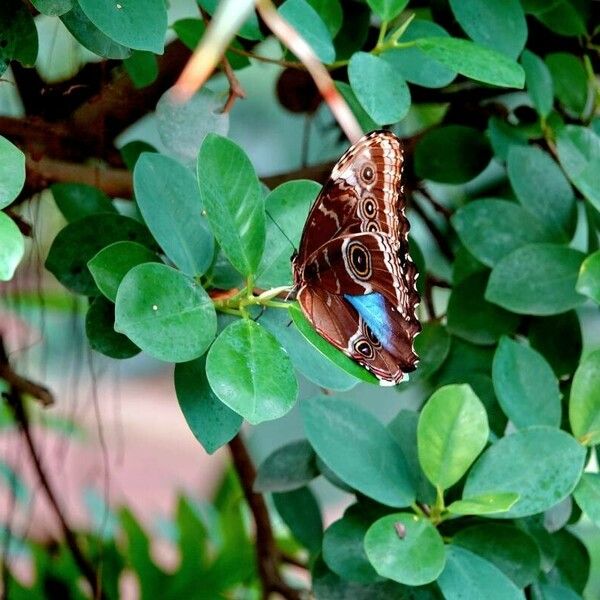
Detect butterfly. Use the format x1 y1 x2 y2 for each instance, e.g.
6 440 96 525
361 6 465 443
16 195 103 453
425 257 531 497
292 130 421 385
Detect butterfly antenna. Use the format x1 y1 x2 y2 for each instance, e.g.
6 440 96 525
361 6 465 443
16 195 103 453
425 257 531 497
265 209 297 252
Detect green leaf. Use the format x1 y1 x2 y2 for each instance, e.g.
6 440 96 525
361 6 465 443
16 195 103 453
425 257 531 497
463 426 586 518
197 134 265 276
447 492 519 516
492 337 561 429
381 20 455 89
550 529 590 594
115 263 217 362
507 145 575 238
0 0 38 72
254 439 319 492
409 322 451 383
79 0 167 53
535 584 582 600
306 0 342 36
134 153 214 277
414 37 525 89
447 273 519 345
569 349 600 446
438 546 525 600
335 82 378 134
388 410 436 505
449 0 527 59
415 125 492 184
366 0 408 21
273 487 322 554
123 50 158 88
88 241 159 302
30 0 73 16
487 115 528 161
174 357 242 455
60 4 131 59
256 180 318 288
577 250 600 303
279 0 335 63
364 513 445 586
453 523 540 587
573 473 600 527
524 0 587 37
197 0 263 41
0 136 25 208
51 183 116 222
85 296 140 359
289 304 379 385
521 50 554 118
301 395 415 507
556 125 600 213
545 53 589 116
528 311 582 378
260 308 359 391
119 140 156 171
206 319 298 425
452 199 558 267
332 2 370 62
322 503 384 584
417 384 489 490
45 213 155 295
486 244 586 315
0 213 24 282
348 52 410 125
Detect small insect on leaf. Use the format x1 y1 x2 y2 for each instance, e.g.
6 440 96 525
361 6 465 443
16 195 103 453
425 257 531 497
394 521 407 539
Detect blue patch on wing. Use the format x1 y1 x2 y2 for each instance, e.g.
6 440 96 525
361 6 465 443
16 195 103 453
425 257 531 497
344 292 392 350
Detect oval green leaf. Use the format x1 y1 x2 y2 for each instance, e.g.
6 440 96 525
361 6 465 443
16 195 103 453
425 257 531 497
507 145 575 238
447 273 520 345
449 0 527 59
546 53 589 116
417 384 489 490
382 20 455 89
577 250 600 304
556 125 600 213
463 426 586 518
301 395 415 507
448 492 519 516
174 356 242 455
438 546 525 600
206 319 298 425
569 349 600 446
79 0 167 53
0 136 25 209
414 37 525 88
521 50 553 118
254 439 319 493
289 304 379 385
453 523 540 587
45 213 156 296
273 487 322 554
88 241 159 302
486 244 586 315
366 0 408 20
492 336 561 429
348 52 410 125
134 153 214 277
197 134 265 276
364 513 445 586
452 199 558 267
51 183 116 222
573 473 600 527
115 263 217 362
279 0 335 63
415 125 492 184
0 213 24 282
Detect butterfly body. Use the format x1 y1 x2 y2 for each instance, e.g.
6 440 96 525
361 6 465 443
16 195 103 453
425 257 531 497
292 130 421 385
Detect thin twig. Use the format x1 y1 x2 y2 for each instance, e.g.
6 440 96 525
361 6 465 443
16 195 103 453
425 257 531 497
416 185 453 220
0 340 104 598
228 434 301 600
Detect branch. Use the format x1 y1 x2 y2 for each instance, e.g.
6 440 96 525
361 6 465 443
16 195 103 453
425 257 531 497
0 339 103 598
228 434 301 600
0 340 54 406
410 194 454 262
